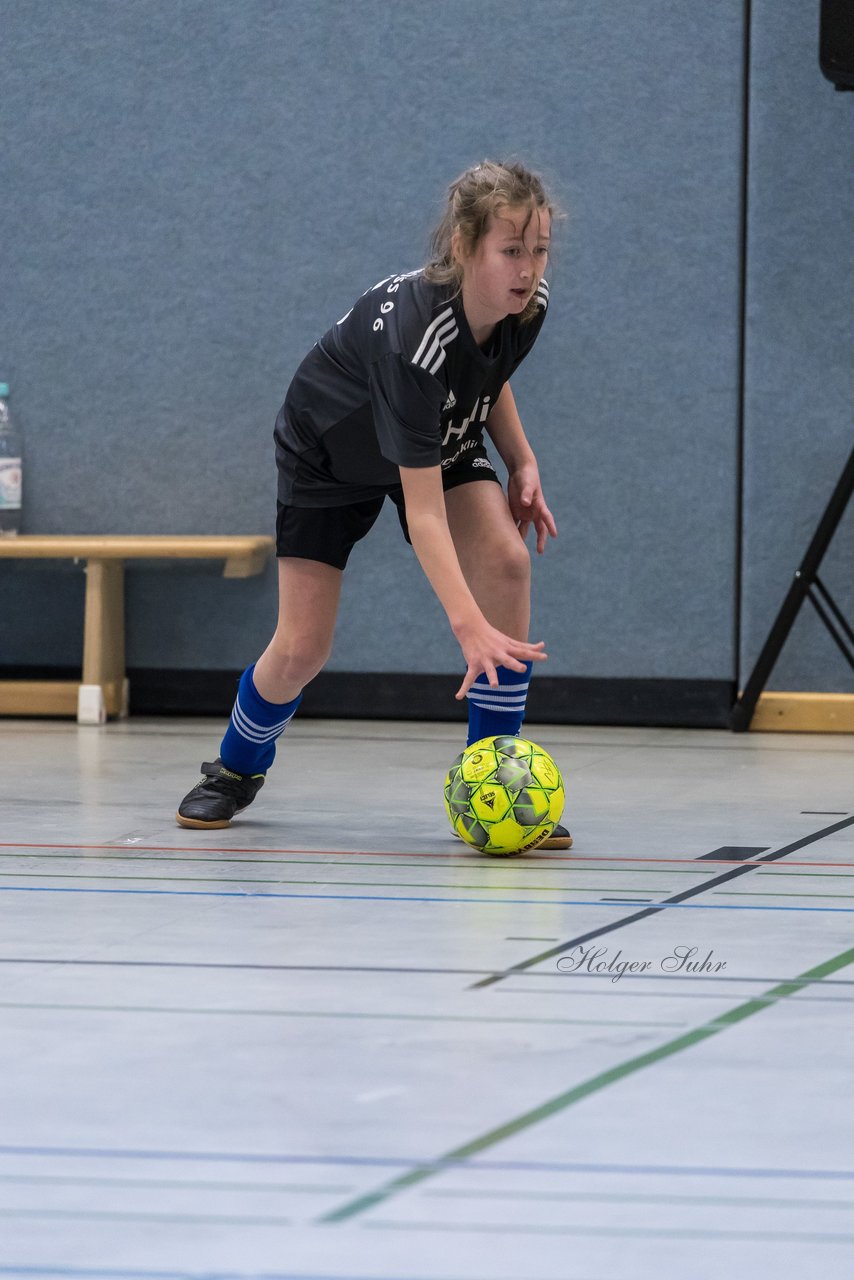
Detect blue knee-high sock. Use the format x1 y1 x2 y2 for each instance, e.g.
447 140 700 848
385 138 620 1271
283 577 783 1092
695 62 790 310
219 665 302 775
466 662 533 747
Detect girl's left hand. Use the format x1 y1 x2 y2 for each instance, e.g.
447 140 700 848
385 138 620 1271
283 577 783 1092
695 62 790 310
508 462 558 553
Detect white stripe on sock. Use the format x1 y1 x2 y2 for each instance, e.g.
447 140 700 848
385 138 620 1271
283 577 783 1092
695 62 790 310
231 697 296 744
469 681 530 694
466 690 528 703
232 708 292 740
235 692 295 734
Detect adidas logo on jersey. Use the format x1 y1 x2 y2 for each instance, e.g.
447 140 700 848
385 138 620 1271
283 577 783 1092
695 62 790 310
442 390 457 413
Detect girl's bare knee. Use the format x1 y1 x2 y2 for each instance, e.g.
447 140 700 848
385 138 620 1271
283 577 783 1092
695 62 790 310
265 636 331 689
488 536 531 588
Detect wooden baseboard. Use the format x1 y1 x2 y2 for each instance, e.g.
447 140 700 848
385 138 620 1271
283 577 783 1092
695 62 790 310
0 680 80 717
751 692 854 733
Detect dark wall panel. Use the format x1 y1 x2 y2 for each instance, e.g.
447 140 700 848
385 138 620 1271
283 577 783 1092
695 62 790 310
2 2 744 695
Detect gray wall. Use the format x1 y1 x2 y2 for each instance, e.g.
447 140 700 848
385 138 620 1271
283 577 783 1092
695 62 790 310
0 0 850 697
742 0 854 692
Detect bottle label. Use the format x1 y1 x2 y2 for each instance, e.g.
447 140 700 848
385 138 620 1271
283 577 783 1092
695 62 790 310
0 458 22 509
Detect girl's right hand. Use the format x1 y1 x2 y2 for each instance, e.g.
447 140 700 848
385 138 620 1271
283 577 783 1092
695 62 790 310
453 616 547 700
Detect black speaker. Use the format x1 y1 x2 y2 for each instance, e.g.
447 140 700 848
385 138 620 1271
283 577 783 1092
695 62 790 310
820 0 854 89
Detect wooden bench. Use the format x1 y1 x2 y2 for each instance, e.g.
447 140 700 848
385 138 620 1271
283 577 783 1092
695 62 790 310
0 535 275 723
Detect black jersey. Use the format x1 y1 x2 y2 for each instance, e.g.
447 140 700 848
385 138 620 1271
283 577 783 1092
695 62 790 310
274 269 549 507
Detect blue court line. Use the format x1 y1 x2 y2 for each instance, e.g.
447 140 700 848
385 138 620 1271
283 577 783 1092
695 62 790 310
0 1271 467 1280
1 1146 852 1180
0 1271 548 1280
0 885 853 913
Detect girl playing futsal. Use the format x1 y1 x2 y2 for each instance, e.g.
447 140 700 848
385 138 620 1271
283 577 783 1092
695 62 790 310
176 159 571 849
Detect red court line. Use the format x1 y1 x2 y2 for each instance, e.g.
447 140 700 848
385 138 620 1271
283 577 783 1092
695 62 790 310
0 842 852 869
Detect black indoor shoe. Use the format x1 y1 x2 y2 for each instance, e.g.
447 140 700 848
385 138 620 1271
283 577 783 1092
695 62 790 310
176 759 265 829
452 820 573 852
535 822 573 850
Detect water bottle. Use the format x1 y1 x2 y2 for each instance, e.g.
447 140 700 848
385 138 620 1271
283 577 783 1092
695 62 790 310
0 383 22 536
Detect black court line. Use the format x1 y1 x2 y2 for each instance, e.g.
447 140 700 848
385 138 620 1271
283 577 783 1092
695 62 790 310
599 897 653 903
5 842 853 869
699 845 769 861
469 814 854 990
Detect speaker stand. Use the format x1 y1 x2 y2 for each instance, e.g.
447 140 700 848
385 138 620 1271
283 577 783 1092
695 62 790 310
731 446 854 731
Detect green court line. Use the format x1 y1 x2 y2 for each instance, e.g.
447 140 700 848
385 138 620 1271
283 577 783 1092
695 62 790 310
0 1208 290 1226
496 986 854 1004
717 891 854 900
53 724 854 755
424 1188 854 1209
0 872 684 893
7 850 854 880
0 857 493 869
0 853 713 875
320 943 854 1223
757 871 854 879
365 1219 854 1243
0 1002 684 1029
0 1173 350 1193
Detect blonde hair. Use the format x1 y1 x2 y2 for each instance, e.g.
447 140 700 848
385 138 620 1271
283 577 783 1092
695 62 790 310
424 160 560 323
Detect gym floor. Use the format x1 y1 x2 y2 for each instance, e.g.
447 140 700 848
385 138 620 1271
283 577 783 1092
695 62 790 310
1 715 853 1280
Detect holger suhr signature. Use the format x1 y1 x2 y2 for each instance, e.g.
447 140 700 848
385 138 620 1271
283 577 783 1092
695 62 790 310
557 945 726 983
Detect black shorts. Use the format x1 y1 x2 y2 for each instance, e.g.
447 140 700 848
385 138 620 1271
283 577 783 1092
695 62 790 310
275 447 501 569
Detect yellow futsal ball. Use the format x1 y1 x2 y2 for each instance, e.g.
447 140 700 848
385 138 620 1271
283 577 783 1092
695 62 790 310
444 735 565 856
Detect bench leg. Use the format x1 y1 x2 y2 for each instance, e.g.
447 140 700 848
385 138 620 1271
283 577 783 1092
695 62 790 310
79 559 128 724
